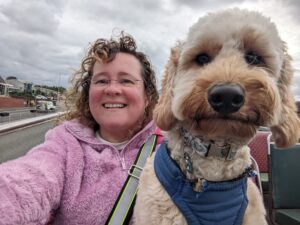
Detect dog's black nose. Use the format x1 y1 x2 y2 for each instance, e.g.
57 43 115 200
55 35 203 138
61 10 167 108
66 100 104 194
208 84 245 114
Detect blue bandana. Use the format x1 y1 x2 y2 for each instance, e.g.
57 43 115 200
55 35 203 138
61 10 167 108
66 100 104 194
154 141 249 225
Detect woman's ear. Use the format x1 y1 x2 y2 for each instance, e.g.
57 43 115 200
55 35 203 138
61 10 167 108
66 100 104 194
153 43 182 131
270 44 300 148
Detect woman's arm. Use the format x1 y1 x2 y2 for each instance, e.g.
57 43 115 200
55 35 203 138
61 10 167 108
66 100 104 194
0 126 67 225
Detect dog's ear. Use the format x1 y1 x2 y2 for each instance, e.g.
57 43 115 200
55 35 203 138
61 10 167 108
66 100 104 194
270 43 300 148
153 43 182 131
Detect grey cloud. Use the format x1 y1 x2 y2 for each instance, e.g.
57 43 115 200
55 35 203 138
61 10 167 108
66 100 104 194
0 0 196 88
0 0 76 87
139 40 170 88
67 0 169 29
172 0 242 10
0 27 78 87
287 0 300 22
0 0 64 35
0 0 299 91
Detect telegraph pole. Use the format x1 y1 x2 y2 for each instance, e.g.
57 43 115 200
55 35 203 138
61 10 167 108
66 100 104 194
57 74 61 102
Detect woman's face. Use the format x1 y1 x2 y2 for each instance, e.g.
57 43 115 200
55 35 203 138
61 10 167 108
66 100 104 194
89 52 147 142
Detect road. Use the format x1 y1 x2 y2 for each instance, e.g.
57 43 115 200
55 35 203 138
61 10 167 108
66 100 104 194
0 107 61 124
0 119 56 163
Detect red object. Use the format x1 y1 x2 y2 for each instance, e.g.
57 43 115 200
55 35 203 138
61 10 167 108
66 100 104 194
248 131 270 173
154 127 164 144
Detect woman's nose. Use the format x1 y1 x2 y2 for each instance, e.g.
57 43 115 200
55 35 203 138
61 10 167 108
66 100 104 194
103 82 122 95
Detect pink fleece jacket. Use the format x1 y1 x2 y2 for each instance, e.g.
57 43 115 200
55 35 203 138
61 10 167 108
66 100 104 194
0 119 156 225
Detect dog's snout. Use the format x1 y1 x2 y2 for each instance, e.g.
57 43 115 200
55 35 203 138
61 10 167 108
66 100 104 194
208 84 245 114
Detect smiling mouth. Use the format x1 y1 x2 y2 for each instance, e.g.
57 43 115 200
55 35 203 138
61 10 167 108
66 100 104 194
103 103 127 109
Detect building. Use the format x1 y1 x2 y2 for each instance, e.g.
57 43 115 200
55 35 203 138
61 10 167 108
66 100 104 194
0 76 13 96
24 82 34 92
4 77 55 96
5 76 25 92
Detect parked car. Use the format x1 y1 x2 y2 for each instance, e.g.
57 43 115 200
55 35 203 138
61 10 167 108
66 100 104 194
36 101 56 112
35 95 47 100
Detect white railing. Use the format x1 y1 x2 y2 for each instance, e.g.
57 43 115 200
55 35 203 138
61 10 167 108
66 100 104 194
0 111 67 134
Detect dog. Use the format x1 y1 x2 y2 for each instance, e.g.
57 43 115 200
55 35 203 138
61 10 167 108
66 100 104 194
133 8 300 225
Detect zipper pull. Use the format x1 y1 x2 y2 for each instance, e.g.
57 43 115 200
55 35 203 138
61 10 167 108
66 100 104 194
194 178 205 192
120 157 126 170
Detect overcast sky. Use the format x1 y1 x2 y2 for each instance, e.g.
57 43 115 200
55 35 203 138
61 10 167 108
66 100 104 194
0 0 299 97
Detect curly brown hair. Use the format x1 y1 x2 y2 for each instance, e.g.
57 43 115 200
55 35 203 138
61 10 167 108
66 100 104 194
65 32 159 131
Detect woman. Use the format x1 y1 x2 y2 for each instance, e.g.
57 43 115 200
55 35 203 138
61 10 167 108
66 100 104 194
0 33 159 225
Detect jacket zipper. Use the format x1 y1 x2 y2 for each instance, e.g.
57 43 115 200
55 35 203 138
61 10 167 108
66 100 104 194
115 149 127 170
120 156 126 170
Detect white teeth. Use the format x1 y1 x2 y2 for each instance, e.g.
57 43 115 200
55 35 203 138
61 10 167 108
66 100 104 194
104 104 126 108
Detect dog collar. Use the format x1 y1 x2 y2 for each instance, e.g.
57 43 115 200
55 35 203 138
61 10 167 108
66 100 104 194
178 127 238 160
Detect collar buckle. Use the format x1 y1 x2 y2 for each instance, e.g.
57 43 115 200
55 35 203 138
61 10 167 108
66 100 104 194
178 126 237 160
207 143 237 160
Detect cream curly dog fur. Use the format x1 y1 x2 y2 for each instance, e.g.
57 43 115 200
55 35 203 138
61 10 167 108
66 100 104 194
134 8 300 225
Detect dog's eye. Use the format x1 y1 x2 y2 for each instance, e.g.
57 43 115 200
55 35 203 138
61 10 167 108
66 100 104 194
245 51 263 65
196 53 210 66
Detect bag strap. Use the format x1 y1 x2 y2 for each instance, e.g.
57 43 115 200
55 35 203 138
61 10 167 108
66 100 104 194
105 134 158 225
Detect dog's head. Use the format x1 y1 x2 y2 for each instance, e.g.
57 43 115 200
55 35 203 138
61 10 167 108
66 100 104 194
154 8 300 147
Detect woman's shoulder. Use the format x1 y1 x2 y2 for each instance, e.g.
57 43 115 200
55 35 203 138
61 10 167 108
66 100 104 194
49 119 88 133
45 119 89 140
47 119 99 145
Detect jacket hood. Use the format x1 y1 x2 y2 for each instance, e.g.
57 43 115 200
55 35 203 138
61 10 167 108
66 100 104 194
63 119 156 149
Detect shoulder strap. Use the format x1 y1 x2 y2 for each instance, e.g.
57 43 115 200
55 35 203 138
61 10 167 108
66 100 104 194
105 134 158 225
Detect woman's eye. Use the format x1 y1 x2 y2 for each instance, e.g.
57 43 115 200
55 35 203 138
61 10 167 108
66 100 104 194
120 79 134 84
195 53 211 66
245 51 263 65
96 79 109 84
